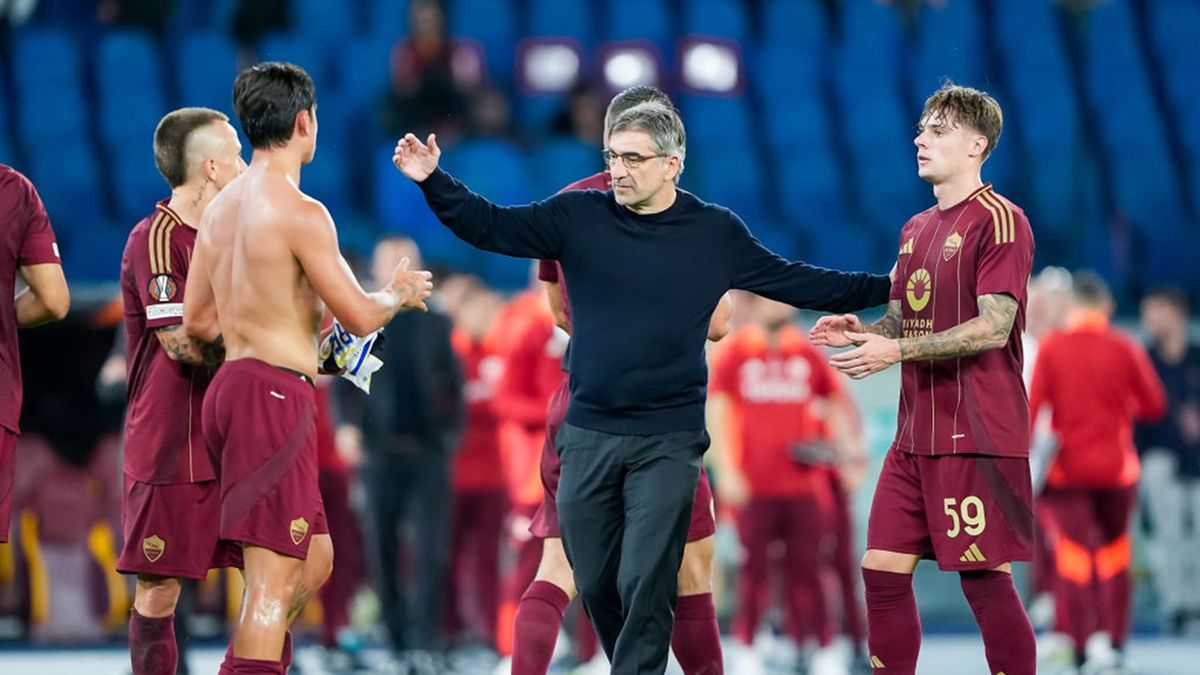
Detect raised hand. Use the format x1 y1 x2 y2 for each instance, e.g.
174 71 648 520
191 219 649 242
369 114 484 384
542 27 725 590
392 133 442 182
809 314 864 347
389 256 434 311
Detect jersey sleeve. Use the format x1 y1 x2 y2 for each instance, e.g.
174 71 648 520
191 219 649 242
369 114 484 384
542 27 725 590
138 219 190 329
537 260 559 283
975 205 1034 300
889 224 912 303
17 175 60 266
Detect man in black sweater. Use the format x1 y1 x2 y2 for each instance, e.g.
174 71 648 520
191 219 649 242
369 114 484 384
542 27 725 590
394 102 891 675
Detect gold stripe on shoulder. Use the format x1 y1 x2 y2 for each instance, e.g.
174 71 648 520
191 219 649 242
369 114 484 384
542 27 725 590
147 212 167 274
161 219 177 274
981 191 1014 243
975 193 1003 244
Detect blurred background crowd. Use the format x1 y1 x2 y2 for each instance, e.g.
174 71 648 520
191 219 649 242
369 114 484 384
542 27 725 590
1 0 1199 674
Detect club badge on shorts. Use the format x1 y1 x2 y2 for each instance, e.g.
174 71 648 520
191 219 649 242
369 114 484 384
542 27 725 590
147 274 178 302
290 517 310 545
142 535 165 563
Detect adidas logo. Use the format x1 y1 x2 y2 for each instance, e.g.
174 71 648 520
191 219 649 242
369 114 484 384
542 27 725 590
960 542 986 563
870 655 886 669
899 238 915 255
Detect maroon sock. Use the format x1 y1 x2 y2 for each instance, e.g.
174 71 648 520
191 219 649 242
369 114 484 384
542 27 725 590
671 593 724 675
1100 568 1132 649
511 580 570 675
229 657 285 674
960 571 1036 675
129 610 178 675
575 608 600 662
862 569 921 675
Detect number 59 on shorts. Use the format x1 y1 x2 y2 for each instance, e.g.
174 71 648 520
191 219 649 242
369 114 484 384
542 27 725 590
943 496 986 538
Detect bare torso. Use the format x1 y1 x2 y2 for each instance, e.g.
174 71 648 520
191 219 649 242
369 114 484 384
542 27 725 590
200 163 325 379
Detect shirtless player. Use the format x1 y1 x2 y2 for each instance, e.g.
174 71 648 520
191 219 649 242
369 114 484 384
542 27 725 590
183 62 432 673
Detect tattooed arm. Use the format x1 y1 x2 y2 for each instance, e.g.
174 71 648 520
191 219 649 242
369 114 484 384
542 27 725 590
809 300 903 347
829 294 1018 380
155 325 225 366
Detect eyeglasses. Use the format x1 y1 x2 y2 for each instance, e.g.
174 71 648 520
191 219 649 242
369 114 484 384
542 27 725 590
602 149 668 169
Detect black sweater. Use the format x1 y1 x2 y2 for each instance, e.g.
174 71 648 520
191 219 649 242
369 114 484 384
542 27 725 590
419 168 890 434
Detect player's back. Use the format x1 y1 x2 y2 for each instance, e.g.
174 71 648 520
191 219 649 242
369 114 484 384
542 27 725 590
201 163 323 376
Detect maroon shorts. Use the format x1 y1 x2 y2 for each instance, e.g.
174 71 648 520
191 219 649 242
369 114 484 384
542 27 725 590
867 449 1033 571
202 358 328 560
0 428 15 543
117 475 242 579
529 378 717 542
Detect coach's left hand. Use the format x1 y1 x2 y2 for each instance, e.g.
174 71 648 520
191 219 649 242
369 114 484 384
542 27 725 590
830 331 900 379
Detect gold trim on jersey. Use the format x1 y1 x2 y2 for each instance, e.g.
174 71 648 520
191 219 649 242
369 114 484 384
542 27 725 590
975 190 1014 245
149 204 184 275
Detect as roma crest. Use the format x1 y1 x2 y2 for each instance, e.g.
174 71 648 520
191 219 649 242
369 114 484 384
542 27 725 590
290 517 310 545
942 232 964 261
142 535 165 563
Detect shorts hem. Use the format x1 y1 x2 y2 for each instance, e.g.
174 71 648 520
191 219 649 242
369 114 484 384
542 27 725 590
934 552 1032 572
224 533 312 561
116 562 232 581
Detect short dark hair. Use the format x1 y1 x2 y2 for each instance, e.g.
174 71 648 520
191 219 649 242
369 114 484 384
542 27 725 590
1144 286 1190 316
232 62 316 150
1072 270 1112 307
922 82 1004 160
153 107 228 188
606 85 673 130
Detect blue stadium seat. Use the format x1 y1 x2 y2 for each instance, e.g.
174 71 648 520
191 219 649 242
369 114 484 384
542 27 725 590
340 38 393 113
774 141 846 228
291 0 357 40
440 137 532 206
516 94 569 137
528 0 595 46
840 0 902 54
1146 0 1200 212
746 220 801 261
27 138 103 225
911 1 984 109
761 0 828 49
367 0 410 42
62 223 130 282
529 138 601 198
603 0 673 58
687 147 766 224
683 0 750 44
258 33 332 90
448 0 517 83
761 93 829 155
679 96 754 145
13 28 80 94
96 31 167 152
804 221 882 275
17 87 88 148
112 154 170 223
373 142 442 233
178 32 240 115
754 42 823 106
304 148 352 217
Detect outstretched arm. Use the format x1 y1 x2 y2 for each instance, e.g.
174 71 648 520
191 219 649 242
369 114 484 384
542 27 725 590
830 293 1018 380
394 133 566 259
810 300 903 348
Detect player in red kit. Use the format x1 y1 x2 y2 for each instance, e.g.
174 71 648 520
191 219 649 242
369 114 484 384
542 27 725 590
812 84 1036 675
510 85 731 675
0 164 68 546
1029 273 1165 672
709 296 859 674
116 108 244 675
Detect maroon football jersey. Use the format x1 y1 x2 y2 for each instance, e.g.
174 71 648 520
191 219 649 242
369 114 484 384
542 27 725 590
121 202 216 483
0 165 61 434
536 171 612 333
889 184 1034 457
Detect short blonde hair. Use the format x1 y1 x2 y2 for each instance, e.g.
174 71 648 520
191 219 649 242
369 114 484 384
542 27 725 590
922 83 1003 160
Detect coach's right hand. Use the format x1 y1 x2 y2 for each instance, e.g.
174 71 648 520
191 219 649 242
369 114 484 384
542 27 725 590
809 314 864 348
388 256 434 311
392 133 441 182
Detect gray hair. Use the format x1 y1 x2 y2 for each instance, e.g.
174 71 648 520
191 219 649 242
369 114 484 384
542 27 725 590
609 102 687 178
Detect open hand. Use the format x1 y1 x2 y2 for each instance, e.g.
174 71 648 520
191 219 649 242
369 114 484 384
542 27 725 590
389 256 434 311
809 314 864 347
829 331 900 379
392 133 442 182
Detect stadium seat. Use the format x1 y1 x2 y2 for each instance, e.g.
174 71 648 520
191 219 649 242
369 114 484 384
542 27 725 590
304 148 352 218
27 139 104 225
257 33 332 90
911 1 984 109
754 41 823 106
448 0 517 83
530 138 601 198
367 0 410 42
17 87 88 148
774 142 846 229
527 0 595 47
683 0 750 44
96 31 167 152
290 0 357 40
679 95 754 145
440 138 532 207
761 0 828 50
687 146 766 224
177 32 240 116
112 154 170 224
339 38 393 113
603 0 673 58
13 28 80 94
61 223 130 282
761 93 829 152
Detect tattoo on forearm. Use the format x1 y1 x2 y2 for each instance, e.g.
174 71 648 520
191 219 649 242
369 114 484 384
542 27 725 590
864 300 903 339
159 325 225 366
896 294 1017 362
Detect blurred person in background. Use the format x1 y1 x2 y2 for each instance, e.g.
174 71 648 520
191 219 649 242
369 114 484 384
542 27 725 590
812 84 1036 675
116 107 242 675
548 84 605 147
382 0 482 142
444 283 506 660
337 235 463 673
1136 287 1200 635
1030 272 1166 673
0 163 69 545
707 296 859 675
